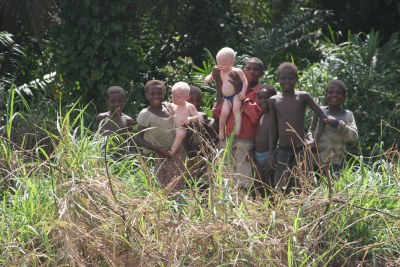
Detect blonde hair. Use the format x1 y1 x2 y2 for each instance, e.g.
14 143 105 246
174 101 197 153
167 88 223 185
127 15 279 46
172 81 190 95
216 47 236 62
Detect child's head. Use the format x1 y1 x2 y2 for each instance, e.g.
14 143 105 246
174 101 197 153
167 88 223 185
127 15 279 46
171 82 190 105
244 57 264 84
144 80 166 108
277 62 298 92
326 79 347 107
106 86 126 114
188 85 202 110
216 47 236 72
257 84 277 113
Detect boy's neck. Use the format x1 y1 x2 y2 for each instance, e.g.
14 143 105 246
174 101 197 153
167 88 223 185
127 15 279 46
175 102 187 108
328 105 343 114
248 81 259 89
109 111 122 119
281 89 295 96
148 105 163 112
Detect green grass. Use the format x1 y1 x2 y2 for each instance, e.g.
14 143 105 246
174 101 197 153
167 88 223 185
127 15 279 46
0 101 399 266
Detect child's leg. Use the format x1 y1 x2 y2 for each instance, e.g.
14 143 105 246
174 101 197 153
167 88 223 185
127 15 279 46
170 127 187 155
232 95 242 135
218 99 232 140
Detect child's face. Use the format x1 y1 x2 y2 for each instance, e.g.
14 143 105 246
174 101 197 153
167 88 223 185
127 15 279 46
244 61 264 84
257 89 275 113
216 55 234 72
145 85 165 108
278 68 298 92
188 91 202 110
171 89 189 106
107 93 126 114
326 84 345 107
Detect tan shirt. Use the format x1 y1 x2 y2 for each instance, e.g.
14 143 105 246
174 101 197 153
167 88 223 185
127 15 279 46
137 102 176 154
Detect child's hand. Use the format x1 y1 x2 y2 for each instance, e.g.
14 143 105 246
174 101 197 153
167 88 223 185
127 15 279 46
227 71 242 94
237 91 246 100
204 74 213 85
167 150 175 157
159 148 171 158
323 115 337 125
305 140 317 153
211 67 221 80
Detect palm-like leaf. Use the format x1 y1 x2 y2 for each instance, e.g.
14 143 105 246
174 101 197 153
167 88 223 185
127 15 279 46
0 32 25 91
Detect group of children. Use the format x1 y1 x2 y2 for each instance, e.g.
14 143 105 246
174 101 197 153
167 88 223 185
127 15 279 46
95 47 358 194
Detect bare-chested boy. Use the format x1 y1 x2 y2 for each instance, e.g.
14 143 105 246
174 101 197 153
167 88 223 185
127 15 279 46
253 84 277 195
95 86 134 139
268 62 327 193
169 82 200 156
204 47 248 140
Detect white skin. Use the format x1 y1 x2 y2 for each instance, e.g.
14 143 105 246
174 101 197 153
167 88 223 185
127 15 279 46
204 53 248 140
169 87 199 156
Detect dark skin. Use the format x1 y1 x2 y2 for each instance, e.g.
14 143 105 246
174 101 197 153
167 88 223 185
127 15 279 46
268 67 328 170
134 85 171 158
254 87 276 192
94 92 134 138
184 87 218 157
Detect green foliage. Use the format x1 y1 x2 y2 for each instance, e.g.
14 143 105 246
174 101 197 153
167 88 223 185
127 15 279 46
246 4 331 69
0 32 25 92
0 113 399 265
54 0 146 115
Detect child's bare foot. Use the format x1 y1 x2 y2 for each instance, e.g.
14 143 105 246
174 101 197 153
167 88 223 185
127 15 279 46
218 132 225 141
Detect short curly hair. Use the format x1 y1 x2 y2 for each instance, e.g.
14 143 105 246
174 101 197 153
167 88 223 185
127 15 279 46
277 62 298 77
106 86 126 99
144 80 166 94
326 79 347 96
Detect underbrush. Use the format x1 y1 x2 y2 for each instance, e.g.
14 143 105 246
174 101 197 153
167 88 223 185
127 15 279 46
0 107 399 266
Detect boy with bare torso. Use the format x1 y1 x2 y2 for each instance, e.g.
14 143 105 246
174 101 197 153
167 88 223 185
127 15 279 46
204 47 248 140
268 63 327 192
95 86 134 139
169 82 200 156
254 84 277 194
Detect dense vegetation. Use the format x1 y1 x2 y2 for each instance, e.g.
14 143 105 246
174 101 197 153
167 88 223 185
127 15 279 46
1 0 399 265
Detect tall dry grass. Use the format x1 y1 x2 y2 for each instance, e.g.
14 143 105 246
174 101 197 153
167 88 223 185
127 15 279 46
1 101 399 266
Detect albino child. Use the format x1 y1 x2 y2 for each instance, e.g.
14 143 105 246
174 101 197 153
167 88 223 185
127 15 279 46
204 47 248 140
169 82 200 156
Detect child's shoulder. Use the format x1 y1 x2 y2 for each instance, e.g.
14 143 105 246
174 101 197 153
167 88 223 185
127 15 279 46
296 90 311 96
96 111 110 121
343 109 355 117
122 112 134 122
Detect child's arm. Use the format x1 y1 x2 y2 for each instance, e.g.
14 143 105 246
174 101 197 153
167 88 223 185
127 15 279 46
94 113 107 132
267 97 278 170
204 71 215 85
134 126 170 157
303 92 327 142
324 111 358 142
186 103 203 124
306 112 318 142
235 68 248 100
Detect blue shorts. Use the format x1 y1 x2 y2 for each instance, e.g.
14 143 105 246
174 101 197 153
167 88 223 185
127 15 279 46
224 93 236 102
254 151 271 167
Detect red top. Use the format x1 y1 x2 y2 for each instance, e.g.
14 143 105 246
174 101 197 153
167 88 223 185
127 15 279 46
212 83 263 140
